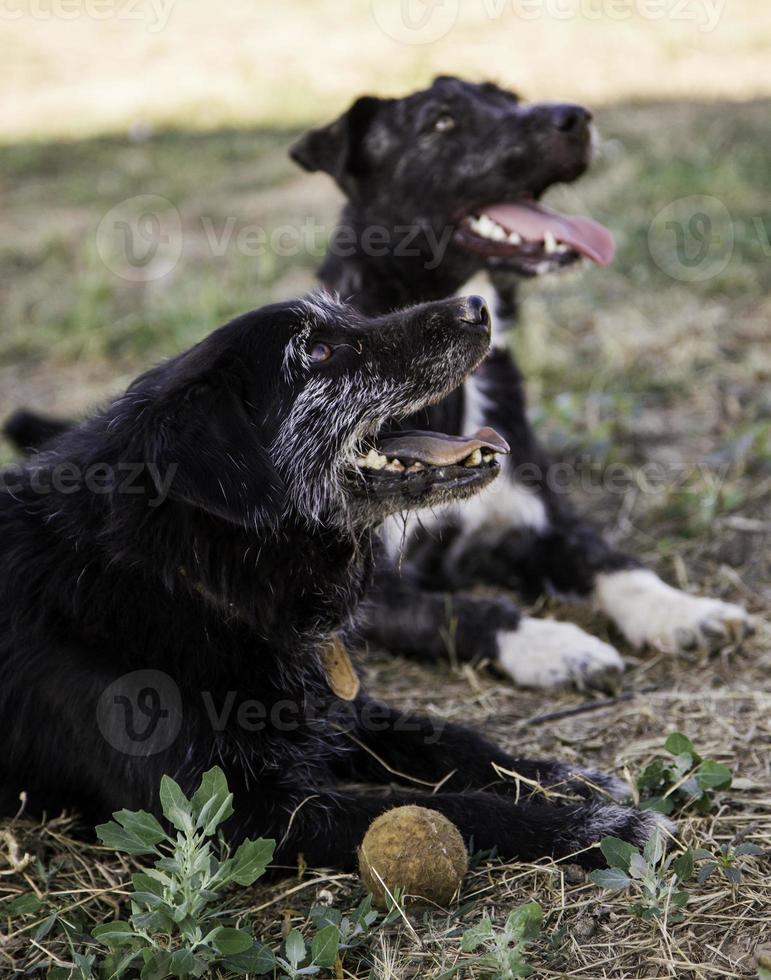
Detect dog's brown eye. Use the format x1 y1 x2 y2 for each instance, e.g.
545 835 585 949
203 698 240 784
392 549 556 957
309 342 333 363
434 114 456 133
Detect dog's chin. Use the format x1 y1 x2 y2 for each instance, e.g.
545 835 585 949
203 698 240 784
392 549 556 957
344 425 509 522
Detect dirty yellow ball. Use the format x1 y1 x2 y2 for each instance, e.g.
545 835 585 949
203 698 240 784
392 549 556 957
358 806 469 908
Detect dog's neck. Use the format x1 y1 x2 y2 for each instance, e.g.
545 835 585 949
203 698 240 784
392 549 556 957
318 203 480 316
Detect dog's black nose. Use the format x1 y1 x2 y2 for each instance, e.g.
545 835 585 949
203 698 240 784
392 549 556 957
546 103 592 133
459 295 491 334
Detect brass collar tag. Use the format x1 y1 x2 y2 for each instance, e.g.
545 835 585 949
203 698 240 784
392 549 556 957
321 635 360 701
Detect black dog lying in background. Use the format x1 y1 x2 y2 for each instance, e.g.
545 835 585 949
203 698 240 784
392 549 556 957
290 75 751 687
0 293 664 869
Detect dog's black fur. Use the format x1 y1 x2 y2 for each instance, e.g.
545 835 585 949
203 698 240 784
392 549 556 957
0 294 662 869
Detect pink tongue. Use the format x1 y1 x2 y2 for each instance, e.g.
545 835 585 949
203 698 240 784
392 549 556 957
485 201 616 267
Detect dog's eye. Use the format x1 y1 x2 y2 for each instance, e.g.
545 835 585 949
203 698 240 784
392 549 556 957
434 114 456 133
309 342 333 363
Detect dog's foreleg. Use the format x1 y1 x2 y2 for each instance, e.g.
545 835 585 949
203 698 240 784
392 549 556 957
248 786 670 872
329 695 629 803
356 569 522 667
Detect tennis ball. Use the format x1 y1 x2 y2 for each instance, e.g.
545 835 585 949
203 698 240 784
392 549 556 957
358 805 468 908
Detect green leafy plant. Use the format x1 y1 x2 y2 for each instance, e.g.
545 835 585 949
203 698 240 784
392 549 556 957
693 841 764 885
590 830 695 923
92 766 277 979
636 732 732 816
92 769 407 979
441 902 544 978
272 896 404 979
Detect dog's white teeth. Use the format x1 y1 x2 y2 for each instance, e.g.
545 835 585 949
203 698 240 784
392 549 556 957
463 449 483 467
481 451 494 463
470 214 509 242
507 231 522 245
384 458 405 473
405 462 424 473
556 242 571 254
358 449 387 470
544 230 558 254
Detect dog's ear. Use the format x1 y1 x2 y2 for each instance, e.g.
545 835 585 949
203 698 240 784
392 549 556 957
289 96 383 190
144 375 285 531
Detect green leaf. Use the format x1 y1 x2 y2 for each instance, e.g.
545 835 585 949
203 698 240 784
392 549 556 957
504 902 543 944
8 893 43 916
640 796 674 815
208 927 254 955
312 924 341 968
190 766 235 834
96 820 160 856
114 809 167 848
34 912 58 941
673 849 694 883
600 836 638 872
670 890 690 908
461 915 493 952
168 948 198 976
734 842 763 856
629 852 650 880
285 928 306 968
140 949 172 980
92 920 138 949
222 943 277 976
309 906 342 930
590 868 631 890
643 829 664 867
102 947 145 978
159 776 193 833
507 946 533 978
697 862 717 883
228 837 275 886
665 732 694 757
694 760 732 791
131 908 175 933
722 865 742 884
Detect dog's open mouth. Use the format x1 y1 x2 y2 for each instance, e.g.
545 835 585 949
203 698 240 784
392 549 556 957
455 199 615 276
351 426 510 496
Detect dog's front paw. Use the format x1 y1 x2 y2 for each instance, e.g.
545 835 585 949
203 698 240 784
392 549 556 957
567 803 675 869
496 618 624 691
596 569 753 653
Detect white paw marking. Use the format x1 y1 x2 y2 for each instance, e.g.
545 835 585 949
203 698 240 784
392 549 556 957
577 803 675 850
565 766 630 801
497 617 624 690
596 569 752 654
